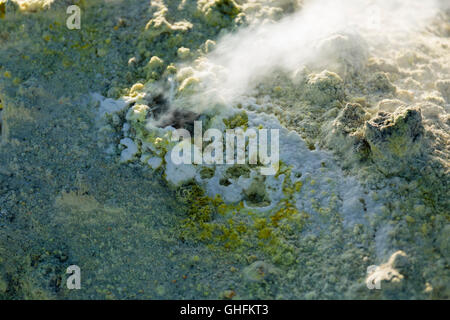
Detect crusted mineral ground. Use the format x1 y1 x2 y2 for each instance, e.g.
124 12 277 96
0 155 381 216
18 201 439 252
0 0 449 299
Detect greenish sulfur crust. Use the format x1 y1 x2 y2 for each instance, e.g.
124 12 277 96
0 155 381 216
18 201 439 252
174 160 308 267
0 0 448 300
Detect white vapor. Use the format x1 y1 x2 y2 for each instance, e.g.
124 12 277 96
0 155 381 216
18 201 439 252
193 0 441 103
